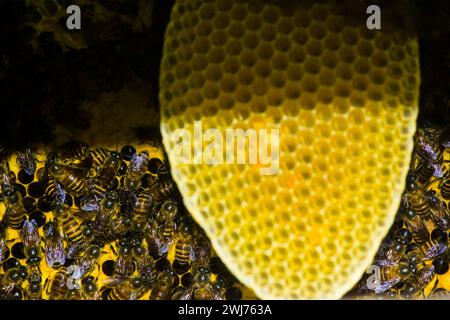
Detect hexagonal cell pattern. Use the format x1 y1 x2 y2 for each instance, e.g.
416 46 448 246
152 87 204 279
160 0 420 299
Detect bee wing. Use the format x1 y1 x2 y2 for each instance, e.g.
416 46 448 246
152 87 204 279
425 243 447 260
172 287 194 300
54 181 67 207
374 278 400 294
102 277 126 288
129 286 150 300
67 239 91 259
80 195 100 212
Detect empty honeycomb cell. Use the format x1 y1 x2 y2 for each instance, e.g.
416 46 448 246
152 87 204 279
277 17 294 34
209 47 226 64
342 27 359 46
291 29 309 47
230 4 246 20
339 45 357 64
269 70 286 88
225 39 243 56
320 51 338 69
229 21 245 38
196 20 213 37
236 68 254 86
304 58 321 74
334 82 351 98
160 0 420 299
336 64 353 81
310 21 327 39
224 57 240 74
266 89 284 107
319 88 337 106
306 39 323 57
372 52 389 68
240 50 257 67
349 92 366 107
293 9 311 28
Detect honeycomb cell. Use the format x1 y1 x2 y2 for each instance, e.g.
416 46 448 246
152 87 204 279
160 0 420 299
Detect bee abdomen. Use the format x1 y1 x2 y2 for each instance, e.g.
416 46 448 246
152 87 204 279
175 240 191 265
411 201 430 219
61 216 84 244
441 180 450 200
60 174 86 196
416 164 434 185
91 148 109 169
92 182 107 198
134 194 151 217
7 210 25 229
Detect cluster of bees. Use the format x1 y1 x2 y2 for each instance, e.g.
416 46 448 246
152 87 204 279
0 141 244 300
353 126 450 299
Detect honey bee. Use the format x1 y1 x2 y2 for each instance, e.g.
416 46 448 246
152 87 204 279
409 265 436 296
414 128 444 164
44 269 68 300
377 241 406 267
430 288 450 299
131 190 154 232
0 268 26 299
150 175 176 202
438 170 450 200
53 204 89 258
81 276 100 300
26 265 42 300
43 219 66 268
171 286 193 300
147 200 178 257
150 269 176 300
417 239 446 261
173 220 195 271
192 267 216 300
211 279 227 300
414 162 443 186
20 220 42 265
16 148 37 176
89 148 110 170
157 162 170 176
123 151 149 191
4 191 26 230
46 159 87 197
44 178 62 205
107 276 149 300
65 288 83 300
93 192 127 242
111 244 135 282
68 244 102 281
191 231 212 274
0 160 16 196
0 222 9 264
89 152 122 199
135 250 158 287
403 179 431 219
26 282 43 300
173 267 224 300
52 140 90 167
428 191 450 229
372 264 412 294
403 208 429 244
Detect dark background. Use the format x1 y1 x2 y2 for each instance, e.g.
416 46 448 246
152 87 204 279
0 0 448 153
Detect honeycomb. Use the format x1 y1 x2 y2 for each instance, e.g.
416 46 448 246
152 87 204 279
159 0 420 299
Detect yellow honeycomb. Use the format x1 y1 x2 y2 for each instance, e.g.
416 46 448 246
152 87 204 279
159 0 420 299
